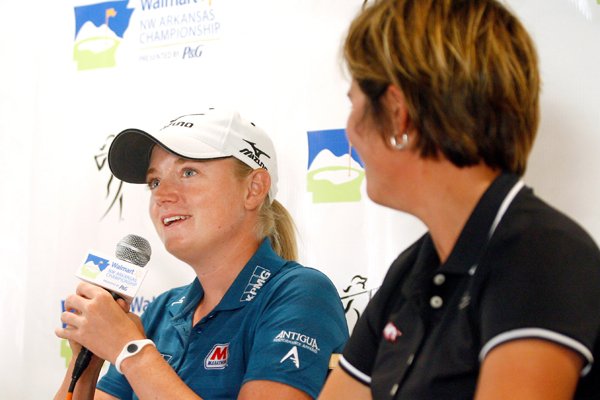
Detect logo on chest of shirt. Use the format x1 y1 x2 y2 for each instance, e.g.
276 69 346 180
204 343 229 369
240 266 271 302
170 296 185 307
383 322 403 343
273 330 320 354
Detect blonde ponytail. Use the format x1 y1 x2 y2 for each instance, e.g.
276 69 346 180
233 160 298 261
264 199 298 261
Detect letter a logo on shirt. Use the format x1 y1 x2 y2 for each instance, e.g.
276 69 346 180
280 346 300 368
204 343 229 369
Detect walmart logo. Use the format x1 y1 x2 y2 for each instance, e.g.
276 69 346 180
73 0 134 70
307 129 364 203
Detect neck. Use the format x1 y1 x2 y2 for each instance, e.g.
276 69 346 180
412 160 500 263
187 233 261 323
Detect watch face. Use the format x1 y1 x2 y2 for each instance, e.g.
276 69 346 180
127 343 139 353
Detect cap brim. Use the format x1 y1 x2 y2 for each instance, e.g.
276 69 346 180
108 128 231 184
108 129 157 183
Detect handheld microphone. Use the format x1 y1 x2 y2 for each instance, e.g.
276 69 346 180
69 234 152 392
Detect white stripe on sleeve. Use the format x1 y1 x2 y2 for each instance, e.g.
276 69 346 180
339 355 372 385
479 328 594 376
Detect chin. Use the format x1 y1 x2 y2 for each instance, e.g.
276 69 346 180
366 185 385 205
366 188 399 212
162 237 186 257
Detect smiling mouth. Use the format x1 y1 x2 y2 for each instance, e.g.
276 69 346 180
163 215 190 226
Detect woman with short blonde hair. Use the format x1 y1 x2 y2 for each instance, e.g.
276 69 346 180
320 1 600 399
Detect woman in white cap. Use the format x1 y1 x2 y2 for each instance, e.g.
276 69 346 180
55 108 349 399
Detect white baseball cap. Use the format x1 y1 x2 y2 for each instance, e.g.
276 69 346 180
108 108 278 200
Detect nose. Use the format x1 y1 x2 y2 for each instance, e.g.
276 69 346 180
152 178 179 206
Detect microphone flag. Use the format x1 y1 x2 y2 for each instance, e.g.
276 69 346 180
76 250 150 303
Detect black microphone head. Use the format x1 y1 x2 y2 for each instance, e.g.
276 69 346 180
115 234 152 267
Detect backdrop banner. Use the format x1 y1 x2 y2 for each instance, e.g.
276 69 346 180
1 0 599 398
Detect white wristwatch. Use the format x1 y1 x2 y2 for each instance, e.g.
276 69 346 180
115 339 155 374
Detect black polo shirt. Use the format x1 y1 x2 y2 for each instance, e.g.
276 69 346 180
340 173 600 399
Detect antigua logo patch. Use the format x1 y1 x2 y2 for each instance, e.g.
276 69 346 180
273 330 320 354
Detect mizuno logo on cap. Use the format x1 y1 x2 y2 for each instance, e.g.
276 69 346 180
240 140 270 169
161 115 196 130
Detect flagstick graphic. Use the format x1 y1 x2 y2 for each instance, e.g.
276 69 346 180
348 142 352 177
105 8 117 27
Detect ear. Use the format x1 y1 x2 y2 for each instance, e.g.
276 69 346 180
244 169 270 211
381 84 411 135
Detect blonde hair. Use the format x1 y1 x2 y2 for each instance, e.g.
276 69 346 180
344 0 540 175
233 160 298 261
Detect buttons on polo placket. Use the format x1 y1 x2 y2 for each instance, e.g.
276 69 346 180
429 295 443 309
468 265 478 276
430 273 446 309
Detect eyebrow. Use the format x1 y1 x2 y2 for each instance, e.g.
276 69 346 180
146 157 190 179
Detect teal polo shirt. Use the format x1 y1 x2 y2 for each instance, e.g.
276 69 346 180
97 238 349 399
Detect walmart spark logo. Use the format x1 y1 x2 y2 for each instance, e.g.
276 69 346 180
307 129 365 203
73 1 134 70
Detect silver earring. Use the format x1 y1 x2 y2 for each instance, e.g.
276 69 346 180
389 132 409 150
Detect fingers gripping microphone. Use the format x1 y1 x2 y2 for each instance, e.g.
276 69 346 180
69 234 152 393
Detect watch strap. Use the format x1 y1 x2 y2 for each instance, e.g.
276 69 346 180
115 339 155 374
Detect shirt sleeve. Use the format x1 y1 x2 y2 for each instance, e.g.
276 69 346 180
340 238 424 386
242 267 349 398
96 362 134 399
339 287 383 386
479 216 600 373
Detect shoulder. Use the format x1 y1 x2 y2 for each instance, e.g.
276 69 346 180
480 189 600 308
490 188 600 271
476 188 600 364
267 262 340 296
255 262 348 331
503 187 597 243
